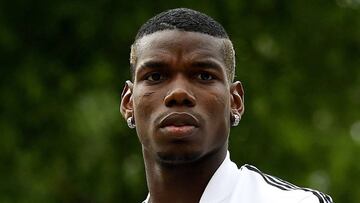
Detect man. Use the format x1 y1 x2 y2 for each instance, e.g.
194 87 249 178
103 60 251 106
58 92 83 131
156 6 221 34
120 8 332 203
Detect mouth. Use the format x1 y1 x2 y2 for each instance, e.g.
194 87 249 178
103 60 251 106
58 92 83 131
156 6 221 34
159 112 200 138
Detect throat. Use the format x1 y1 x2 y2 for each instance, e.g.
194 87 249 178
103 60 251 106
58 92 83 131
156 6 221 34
150 172 209 203
143 147 227 203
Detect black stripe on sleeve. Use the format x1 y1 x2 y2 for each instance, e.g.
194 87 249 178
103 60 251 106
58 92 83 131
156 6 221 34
265 173 298 190
310 190 325 203
302 188 333 203
243 165 333 203
244 165 290 191
266 173 299 189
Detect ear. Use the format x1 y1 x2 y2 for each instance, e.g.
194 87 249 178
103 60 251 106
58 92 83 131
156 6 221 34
230 81 245 116
120 80 134 120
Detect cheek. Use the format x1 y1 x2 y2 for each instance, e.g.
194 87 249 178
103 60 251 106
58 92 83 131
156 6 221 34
132 91 160 147
202 88 230 118
200 89 231 149
202 88 231 134
133 91 158 123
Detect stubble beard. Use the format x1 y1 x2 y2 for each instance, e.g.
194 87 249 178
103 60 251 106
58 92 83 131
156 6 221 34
155 150 203 168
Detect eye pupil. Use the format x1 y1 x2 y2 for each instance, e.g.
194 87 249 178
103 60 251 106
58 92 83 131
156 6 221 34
200 73 212 80
149 73 161 81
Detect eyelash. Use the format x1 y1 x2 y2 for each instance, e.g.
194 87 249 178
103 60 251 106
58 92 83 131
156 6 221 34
143 71 217 83
196 72 215 81
145 72 165 82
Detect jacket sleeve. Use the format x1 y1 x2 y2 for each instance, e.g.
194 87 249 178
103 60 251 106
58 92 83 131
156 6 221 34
299 193 333 203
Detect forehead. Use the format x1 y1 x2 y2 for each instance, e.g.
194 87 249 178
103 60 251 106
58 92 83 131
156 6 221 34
134 30 226 68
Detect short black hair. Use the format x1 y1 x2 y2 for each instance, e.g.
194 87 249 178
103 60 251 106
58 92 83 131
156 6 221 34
135 8 229 40
130 8 235 82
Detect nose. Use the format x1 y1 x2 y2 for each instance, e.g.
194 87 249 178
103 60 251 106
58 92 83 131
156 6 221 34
164 82 196 108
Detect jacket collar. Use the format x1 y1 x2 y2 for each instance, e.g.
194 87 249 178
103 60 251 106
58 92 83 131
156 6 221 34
142 151 239 203
199 151 239 203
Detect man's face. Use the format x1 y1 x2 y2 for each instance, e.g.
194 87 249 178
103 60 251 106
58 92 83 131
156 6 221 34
124 30 242 165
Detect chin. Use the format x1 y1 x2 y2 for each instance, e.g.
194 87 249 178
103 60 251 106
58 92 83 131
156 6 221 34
155 150 203 166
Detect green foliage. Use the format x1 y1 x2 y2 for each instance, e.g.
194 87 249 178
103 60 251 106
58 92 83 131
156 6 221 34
0 0 359 202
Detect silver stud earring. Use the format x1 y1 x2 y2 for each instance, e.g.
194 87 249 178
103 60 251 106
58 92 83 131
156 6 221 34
127 117 136 129
232 114 241 127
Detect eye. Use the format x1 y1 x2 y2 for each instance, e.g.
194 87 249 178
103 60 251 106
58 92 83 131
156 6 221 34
197 72 214 81
146 72 164 81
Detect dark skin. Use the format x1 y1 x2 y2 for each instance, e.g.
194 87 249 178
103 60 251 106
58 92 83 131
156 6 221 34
121 30 244 203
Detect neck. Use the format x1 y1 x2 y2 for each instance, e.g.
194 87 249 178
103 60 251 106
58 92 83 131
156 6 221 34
143 146 227 203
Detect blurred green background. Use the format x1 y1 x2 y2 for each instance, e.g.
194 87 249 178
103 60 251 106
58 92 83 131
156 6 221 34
0 0 359 202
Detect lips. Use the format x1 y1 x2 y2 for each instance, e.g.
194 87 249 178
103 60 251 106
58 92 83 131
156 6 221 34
159 112 200 128
158 112 200 138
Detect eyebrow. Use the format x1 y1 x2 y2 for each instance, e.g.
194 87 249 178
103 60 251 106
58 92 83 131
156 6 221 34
137 59 224 72
138 61 168 70
190 60 224 71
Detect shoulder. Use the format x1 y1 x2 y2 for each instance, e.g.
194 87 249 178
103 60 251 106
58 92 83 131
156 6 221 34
238 164 333 203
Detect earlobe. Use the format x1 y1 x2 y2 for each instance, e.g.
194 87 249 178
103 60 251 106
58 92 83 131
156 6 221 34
230 81 245 116
120 80 134 119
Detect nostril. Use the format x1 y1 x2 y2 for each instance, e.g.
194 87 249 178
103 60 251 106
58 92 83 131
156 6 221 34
184 99 195 107
166 99 177 107
165 97 195 107
165 98 194 107
164 88 196 107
